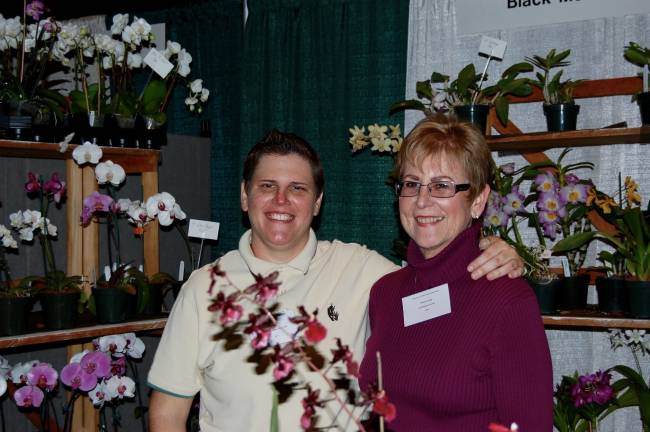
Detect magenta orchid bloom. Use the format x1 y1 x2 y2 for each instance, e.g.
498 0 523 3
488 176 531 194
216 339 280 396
81 192 114 224
111 357 127 377
14 385 44 408
80 351 112 379
208 292 244 325
43 172 66 204
271 348 295 381
571 370 614 407
25 0 45 21
24 172 41 194
243 313 273 350
27 363 58 391
60 363 98 392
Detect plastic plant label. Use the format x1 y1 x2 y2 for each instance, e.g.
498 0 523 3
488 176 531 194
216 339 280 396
478 35 507 59
144 49 174 79
188 219 220 240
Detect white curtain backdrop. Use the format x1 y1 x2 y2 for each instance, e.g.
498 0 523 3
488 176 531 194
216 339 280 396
405 1 650 430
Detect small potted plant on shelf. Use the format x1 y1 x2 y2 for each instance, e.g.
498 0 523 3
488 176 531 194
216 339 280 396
525 49 583 132
623 41 650 126
389 61 533 133
10 172 82 330
0 222 37 336
555 175 650 318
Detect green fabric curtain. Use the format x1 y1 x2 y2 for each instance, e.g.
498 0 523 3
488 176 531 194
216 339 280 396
217 0 409 261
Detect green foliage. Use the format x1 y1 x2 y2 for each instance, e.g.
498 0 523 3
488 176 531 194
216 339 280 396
525 49 582 105
42 270 82 293
624 42 650 68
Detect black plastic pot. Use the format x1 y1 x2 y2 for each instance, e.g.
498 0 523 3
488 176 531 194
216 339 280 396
595 277 628 314
528 278 560 315
557 274 590 310
453 104 490 134
637 91 650 126
141 282 164 315
543 103 580 132
40 291 80 330
626 279 650 318
0 296 33 336
93 288 131 324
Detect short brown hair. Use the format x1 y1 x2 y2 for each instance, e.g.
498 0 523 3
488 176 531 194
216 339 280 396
243 129 325 195
393 114 492 200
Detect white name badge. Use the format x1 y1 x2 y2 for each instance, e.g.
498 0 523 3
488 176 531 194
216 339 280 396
402 283 451 327
269 310 298 346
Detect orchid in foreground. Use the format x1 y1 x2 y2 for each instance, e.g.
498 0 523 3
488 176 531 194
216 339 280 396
207 264 395 431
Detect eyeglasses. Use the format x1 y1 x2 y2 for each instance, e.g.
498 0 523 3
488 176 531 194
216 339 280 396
395 180 471 198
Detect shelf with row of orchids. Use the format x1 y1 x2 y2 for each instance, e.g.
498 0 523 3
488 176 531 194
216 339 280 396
0 1 209 146
71 141 197 324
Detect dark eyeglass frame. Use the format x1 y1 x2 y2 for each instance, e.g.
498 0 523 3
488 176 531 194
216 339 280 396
394 180 471 198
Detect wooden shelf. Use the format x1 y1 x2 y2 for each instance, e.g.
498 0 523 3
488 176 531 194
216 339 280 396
542 314 650 330
0 139 161 173
487 126 650 152
0 317 167 349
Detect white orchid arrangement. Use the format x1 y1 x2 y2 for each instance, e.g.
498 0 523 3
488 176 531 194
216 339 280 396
348 123 403 154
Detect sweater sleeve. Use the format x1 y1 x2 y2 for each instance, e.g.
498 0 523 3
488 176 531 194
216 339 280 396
491 295 554 431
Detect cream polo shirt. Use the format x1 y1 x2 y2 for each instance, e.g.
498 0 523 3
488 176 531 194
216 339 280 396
147 229 397 432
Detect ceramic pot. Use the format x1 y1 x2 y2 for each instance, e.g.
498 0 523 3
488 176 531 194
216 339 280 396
543 103 580 132
453 104 490 134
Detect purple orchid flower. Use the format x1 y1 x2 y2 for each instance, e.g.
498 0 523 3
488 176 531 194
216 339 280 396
14 385 44 408
499 163 515 175
81 192 115 224
537 191 563 213
24 172 41 194
60 363 98 392
503 186 526 215
534 172 558 193
25 1 45 21
564 173 580 185
560 183 591 205
43 172 66 204
111 357 127 377
80 351 112 379
27 363 58 391
571 370 614 407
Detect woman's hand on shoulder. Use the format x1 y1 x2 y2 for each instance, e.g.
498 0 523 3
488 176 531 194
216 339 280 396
467 236 524 281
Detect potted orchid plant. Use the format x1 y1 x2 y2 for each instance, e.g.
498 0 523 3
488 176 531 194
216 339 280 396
389 60 533 133
623 41 650 125
10 172 82 330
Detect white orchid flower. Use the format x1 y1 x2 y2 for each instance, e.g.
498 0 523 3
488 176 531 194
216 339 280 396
200 88 210 102
0 224 10 238
9 211 23 228
89 381 106 406
69 349 90 364
164 40 181 58
10 361 38 384
95 160 126 187
1 235 17 249
36 217 58 237
184 96 198 107
116 198 134 213
124 333 146 359
111 14 129 35
105 375 136 399
190 79 203 93
72 141 103 165
95 334 127 355
19 227 34 241
127 203 150 228
58 132 75 153
127 52 142 68
0 356 11 379
145 192 184 226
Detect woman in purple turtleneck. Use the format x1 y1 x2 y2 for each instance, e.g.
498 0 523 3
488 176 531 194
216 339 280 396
359 115 553 431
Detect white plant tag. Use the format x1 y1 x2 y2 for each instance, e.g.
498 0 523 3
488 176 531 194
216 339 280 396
188 219 220 240
560 256 571 277
144 49 174 79
478 35 507 59
104 265 111 281
178 260 185 281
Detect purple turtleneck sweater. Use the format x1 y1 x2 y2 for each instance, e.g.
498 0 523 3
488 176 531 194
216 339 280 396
359 223 553 431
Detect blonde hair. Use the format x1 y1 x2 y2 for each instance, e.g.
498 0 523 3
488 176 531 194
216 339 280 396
393 114 492 200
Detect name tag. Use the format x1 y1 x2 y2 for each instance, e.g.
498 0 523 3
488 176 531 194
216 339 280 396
402 283 451 327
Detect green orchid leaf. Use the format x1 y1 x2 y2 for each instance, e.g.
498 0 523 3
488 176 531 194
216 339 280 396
502 62 534 78
456 63 476 96
494 96 509 126
553 232 596 252
389 99 426 115
430 72 449 83
415 80 433 100
141 79 167 116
